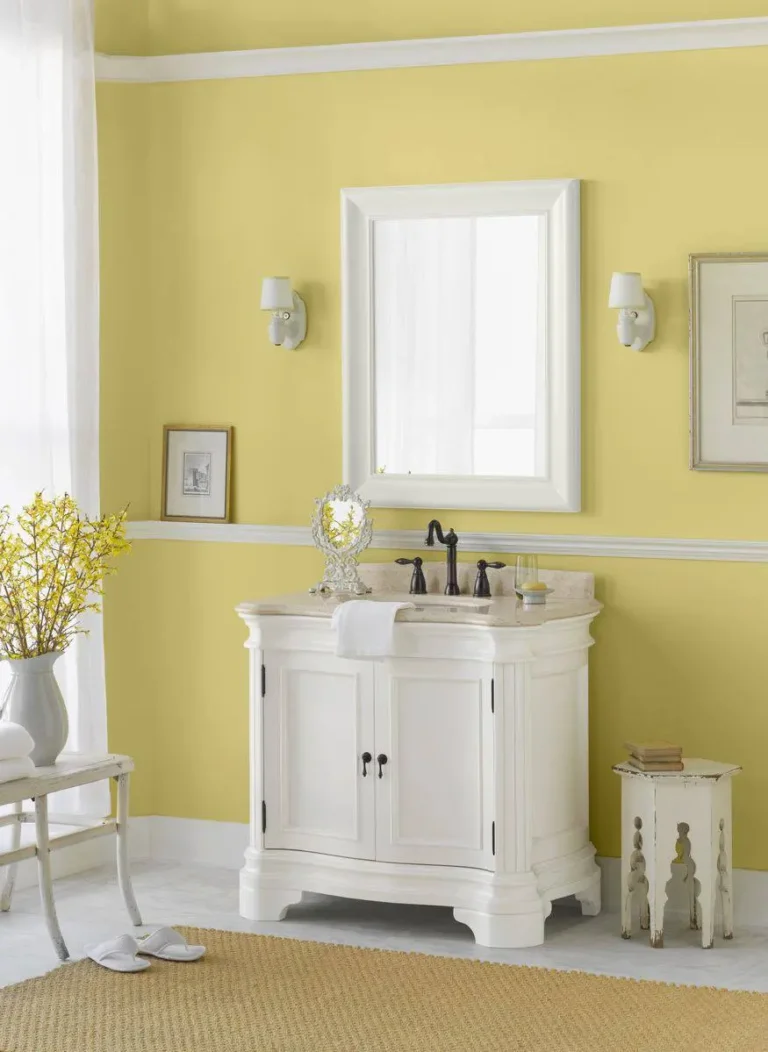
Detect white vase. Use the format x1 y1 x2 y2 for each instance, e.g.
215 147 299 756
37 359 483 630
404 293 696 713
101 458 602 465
1 652 68 766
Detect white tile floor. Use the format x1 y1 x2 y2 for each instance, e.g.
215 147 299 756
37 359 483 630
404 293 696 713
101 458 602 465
1 859 767 991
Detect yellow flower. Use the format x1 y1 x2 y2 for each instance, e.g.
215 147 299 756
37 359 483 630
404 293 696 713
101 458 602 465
0 493 130 659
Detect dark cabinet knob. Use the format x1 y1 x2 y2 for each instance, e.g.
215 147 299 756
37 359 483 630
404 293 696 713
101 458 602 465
377 753 388 778
361 752 372 777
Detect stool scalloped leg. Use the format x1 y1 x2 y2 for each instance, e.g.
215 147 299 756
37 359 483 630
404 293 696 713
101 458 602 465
716 783 734 941
647 807 679 950
687 810 716 950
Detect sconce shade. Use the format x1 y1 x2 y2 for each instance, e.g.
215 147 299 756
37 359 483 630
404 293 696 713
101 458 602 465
608 271 646 309
260 276 294 311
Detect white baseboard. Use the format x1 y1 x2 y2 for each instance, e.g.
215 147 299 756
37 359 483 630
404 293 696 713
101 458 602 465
13 817 768 930
131 816 248 871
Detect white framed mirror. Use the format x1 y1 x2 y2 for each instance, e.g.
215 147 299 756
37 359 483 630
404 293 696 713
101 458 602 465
342 179 581 512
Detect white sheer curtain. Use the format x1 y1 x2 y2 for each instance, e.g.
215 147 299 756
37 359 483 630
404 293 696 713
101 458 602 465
374 218 475 475
0 0 107 815
372 216 542 479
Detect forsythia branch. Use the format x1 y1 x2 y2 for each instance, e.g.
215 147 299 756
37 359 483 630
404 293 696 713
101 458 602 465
0 493 130 659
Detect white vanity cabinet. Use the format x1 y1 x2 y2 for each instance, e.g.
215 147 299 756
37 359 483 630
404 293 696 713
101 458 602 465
373 658 494 871
261 651 376 861
260 653 493 869
237 574 601 949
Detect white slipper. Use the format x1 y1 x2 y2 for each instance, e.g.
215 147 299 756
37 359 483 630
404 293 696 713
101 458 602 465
137 926 206 962
85 934 150 973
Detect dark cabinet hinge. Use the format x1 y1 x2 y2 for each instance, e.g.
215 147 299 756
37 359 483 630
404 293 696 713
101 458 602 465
261 800 267 834
491 678 495 713
261 664 266 697
491 821 496 856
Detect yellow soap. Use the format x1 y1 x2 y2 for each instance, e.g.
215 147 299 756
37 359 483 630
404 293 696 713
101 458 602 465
522 580 547 590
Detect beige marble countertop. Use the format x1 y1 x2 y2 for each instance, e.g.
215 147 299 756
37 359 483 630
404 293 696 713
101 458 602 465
237 564 601 629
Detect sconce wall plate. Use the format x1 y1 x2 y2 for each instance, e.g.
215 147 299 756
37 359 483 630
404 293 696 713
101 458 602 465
268 291 307 351
609 271 655 352
260 276 307 350
617 292 655 352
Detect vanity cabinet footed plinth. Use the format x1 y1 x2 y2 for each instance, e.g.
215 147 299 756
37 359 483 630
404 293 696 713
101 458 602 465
236 566 602 949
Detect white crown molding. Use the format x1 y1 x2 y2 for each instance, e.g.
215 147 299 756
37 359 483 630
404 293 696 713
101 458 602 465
126 520 768 564
95 17 768 84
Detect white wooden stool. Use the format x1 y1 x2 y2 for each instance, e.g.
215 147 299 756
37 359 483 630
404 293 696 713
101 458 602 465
612 759 740 949
0 753 141 960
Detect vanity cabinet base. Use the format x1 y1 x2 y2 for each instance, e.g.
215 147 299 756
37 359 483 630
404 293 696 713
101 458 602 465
239 845 600 949
236 595 603 950
452 908 545 951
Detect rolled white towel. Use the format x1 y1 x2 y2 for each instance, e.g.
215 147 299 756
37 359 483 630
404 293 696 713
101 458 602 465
0 722 35 762
0 755 34 784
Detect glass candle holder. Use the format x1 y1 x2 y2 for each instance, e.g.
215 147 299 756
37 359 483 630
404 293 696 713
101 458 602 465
515 554 539 591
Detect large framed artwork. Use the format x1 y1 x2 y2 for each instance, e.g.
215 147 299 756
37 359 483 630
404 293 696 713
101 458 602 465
161 425 233 522
690 253 768 471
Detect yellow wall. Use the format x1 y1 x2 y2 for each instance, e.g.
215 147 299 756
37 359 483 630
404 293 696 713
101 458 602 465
106 546 768 868
138 52 768 538
97 10 768 867
95 0 148 54
98 77 155 812
102 1 768 54
98 84 153 523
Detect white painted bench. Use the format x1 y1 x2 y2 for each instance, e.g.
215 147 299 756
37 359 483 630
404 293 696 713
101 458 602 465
0 753 141 960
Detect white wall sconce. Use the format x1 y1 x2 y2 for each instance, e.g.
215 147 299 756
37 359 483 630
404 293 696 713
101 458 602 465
260 276 307 350
608 272 655 352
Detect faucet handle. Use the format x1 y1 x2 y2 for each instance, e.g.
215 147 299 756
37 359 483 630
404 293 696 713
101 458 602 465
395 556 427 595
473 559 506 599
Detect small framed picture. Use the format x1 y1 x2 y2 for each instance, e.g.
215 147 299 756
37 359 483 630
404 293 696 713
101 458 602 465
690 253 768 471
162 426 233 522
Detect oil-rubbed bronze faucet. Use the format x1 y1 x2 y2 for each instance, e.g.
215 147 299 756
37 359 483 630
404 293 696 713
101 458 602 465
473 559 506 598
425 520 460 596
394 556 427 595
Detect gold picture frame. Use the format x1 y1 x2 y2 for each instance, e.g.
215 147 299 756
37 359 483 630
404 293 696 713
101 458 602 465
161 425 233 523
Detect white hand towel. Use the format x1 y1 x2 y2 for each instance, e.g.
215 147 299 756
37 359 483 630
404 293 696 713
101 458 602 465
0 756 35 784
0 722 35 762
331 600 414 659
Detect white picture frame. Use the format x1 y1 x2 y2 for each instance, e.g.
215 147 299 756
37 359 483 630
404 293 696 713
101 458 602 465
690 253 768 471
341 179 581 513
162 425 233 522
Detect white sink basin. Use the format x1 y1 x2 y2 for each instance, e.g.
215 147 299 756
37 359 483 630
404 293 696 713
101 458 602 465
361 593 490 610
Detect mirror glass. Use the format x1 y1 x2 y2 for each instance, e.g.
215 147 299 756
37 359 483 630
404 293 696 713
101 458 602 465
321 499 365 550
372 214 545 478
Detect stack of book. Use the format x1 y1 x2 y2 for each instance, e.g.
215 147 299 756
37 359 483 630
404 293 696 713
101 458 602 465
624 740 683 772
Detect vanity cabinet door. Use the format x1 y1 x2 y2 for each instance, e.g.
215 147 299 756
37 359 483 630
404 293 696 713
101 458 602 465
262 651 376 860
373 659 494 869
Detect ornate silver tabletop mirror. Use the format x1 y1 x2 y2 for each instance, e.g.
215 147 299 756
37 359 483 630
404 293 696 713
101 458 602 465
309 484 373 595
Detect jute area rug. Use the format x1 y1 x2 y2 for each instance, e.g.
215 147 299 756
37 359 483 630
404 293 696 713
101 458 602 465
0 926 767 1052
